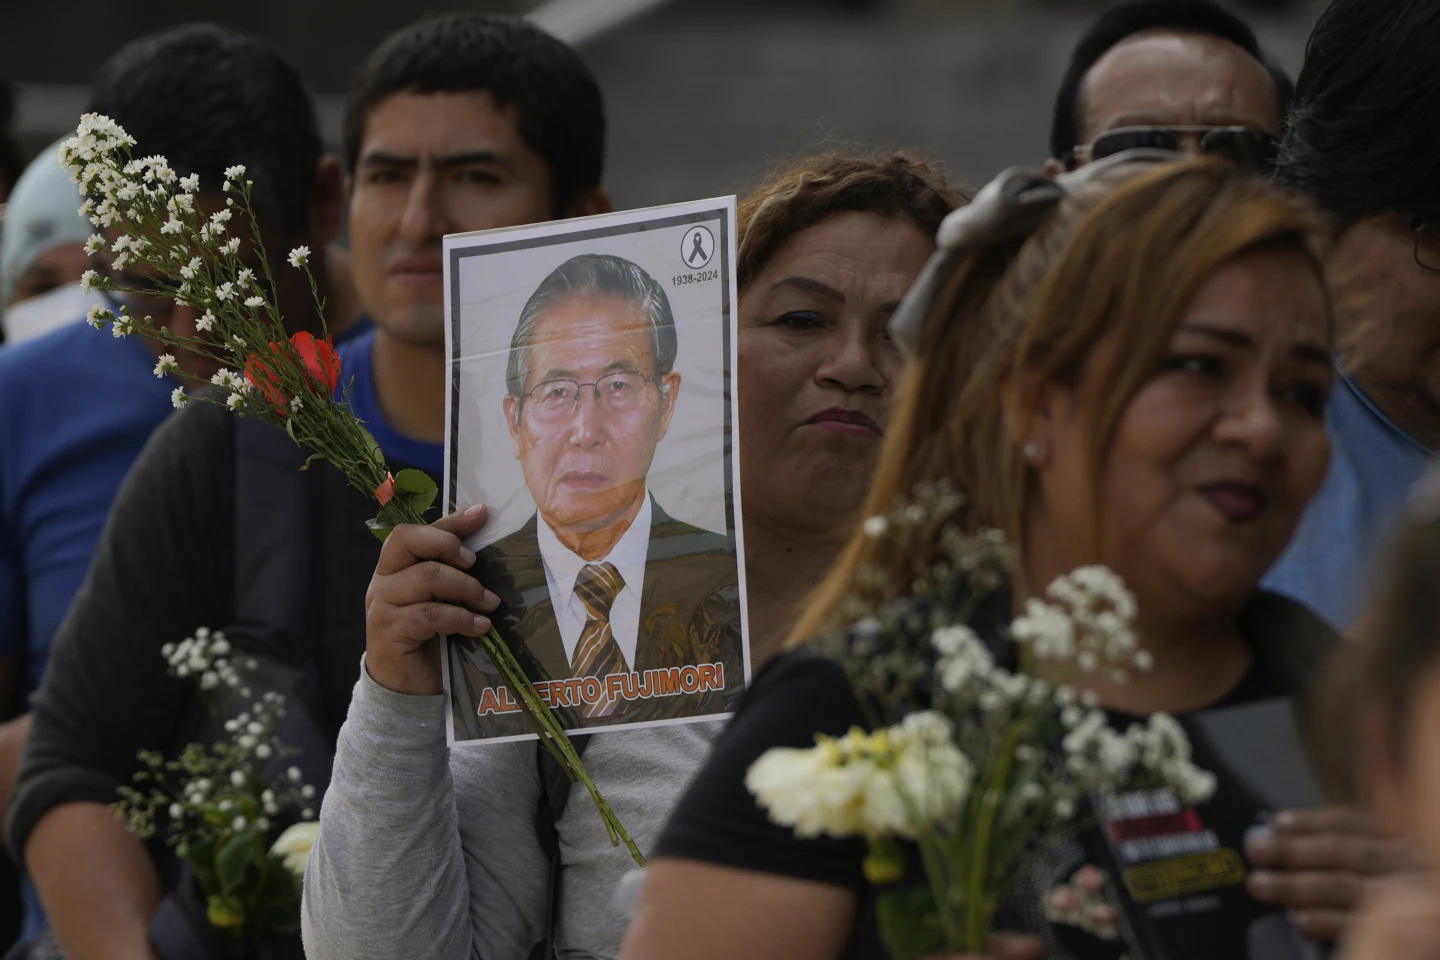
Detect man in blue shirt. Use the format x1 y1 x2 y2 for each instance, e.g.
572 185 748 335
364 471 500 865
0 26 345 699
1261 0 1440 628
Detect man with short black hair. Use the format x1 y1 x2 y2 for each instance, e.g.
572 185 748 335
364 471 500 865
7 15 610 960
1044 0 1290 176
1263 0 1440 627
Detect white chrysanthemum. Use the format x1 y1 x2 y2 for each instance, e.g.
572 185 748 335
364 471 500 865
170 387 187 409
746 714 971 841
288 245 311 269
153 354 178 378
271 821 319 881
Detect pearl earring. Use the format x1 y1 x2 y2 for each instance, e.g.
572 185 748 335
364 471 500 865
1023 442 1040 462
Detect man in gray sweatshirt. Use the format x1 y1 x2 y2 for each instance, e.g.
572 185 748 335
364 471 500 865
299 16 724 960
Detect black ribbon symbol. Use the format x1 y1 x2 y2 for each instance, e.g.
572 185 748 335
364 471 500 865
688 231 707 264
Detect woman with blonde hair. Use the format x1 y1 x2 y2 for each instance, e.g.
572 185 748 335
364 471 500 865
304 152 964 960
619 155 1394 960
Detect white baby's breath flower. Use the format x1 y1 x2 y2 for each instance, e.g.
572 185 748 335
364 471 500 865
200 671 219 691
233 816 247 832
215 282 235 301
255 743 272 760
244 296 265 309
226 393 246 411
210 209 232 226
1055 797 1076 819
1011 598 1076 661
221 237 241 256
169 803 184 820
196 310 216 332
79 269 100 293
287 767 302 783
237 267 255 288
160 217 183 235
290 396 303 413
85 304 112 329
152 354 178 378
230 771 246 788
931 625 994 694
1133 650 1154 671
170 387 187 409
862 516 888 539
238 735 256 750
224 164 247 180
300 784 316 800
83 234 104 255
287 245 311 268
179 173 199 193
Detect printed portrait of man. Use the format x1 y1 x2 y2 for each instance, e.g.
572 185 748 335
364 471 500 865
449 252 743 741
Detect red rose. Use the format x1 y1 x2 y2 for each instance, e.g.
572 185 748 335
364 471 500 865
291 330 341 393
244 331 341 416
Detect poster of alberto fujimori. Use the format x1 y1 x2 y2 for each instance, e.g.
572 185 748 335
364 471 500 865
441 198 749 745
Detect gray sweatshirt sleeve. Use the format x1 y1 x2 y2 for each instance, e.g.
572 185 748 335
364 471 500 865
301 659 550 960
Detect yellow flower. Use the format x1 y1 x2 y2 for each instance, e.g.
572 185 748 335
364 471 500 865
207 894 246 928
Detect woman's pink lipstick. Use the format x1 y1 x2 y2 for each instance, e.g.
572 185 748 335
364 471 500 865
1198 481 1266 523
806 408 882 437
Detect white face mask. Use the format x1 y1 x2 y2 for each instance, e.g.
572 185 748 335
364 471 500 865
1 282 105 345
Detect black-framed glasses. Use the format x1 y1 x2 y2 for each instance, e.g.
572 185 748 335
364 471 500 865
522 371 660 422
1069 126 1279 171
1407 215 1440 274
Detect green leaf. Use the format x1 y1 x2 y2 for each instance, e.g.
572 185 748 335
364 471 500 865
393 468 436 496
365 518 394 543
874 888 946 960
392 469 439 514
215 825 257 894
184 838 220 893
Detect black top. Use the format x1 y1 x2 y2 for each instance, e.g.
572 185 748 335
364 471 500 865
654 590 1339 960
5 400 420 858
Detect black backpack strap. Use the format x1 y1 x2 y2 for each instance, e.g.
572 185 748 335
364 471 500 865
232 417 312 666
529 735 590 960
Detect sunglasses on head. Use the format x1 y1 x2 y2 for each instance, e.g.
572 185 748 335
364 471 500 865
1069 126 1279 171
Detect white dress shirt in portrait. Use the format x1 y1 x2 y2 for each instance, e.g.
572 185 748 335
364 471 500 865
536 491 652 672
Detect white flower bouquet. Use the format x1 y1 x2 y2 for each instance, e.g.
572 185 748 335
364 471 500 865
745 484 1215 959
59 114 639 864
115 629 319 955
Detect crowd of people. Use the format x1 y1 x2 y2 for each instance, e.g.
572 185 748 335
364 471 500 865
0 0 1438 958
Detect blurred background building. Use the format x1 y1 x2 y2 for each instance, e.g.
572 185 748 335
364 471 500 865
3 0 1321 208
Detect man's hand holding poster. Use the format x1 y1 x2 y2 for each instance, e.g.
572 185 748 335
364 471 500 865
441 199 748 745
